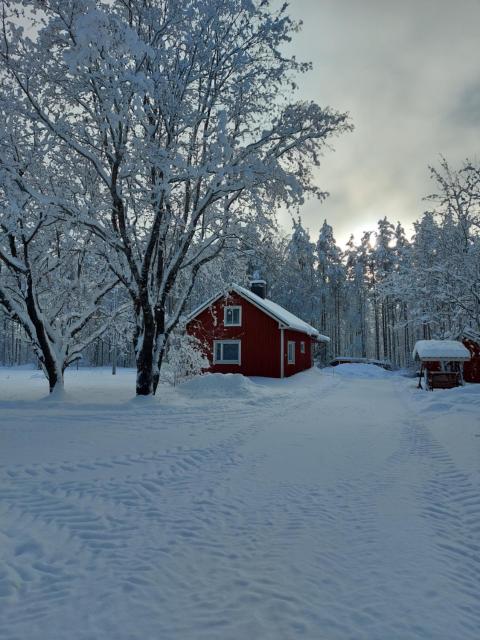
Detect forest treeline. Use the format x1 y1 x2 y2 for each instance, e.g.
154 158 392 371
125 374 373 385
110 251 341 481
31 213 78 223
2 158 479 373
257 159 480 367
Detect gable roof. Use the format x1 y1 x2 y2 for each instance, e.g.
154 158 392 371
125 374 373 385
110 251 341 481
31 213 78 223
458 328 480 343
186 284 330 342
413 340 471 361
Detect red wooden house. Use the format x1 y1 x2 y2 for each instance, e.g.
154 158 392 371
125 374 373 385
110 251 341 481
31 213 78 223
186 281 329 378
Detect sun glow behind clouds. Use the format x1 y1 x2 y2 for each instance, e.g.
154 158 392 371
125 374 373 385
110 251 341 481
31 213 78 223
275 0 480 250
277 199 415 250
347 223 375 246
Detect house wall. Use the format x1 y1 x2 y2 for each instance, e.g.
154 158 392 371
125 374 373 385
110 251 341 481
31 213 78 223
463 339 480 383
422 360 441 372
187 292 282 377
283 329 315 377
423 358 470 382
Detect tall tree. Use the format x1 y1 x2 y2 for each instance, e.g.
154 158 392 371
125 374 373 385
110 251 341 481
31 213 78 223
426 160 480 331
344 234 368 358
383 160 480 350
276 218 318 323
316 220 344 355
1 0 351 394
390 222 412 366
374 217 395 361
0 103 118 392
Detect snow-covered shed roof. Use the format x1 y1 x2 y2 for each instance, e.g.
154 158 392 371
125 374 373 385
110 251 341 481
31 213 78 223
459 328 480 343
187 284 330 341
412 340 471 362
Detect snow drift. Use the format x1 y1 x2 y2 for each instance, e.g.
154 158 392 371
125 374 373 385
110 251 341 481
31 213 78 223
178 372 262 399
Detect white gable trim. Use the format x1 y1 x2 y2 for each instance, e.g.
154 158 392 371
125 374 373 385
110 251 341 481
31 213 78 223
186 285 321 338
186 287 285 329
186 291 230 324
231 287 291 328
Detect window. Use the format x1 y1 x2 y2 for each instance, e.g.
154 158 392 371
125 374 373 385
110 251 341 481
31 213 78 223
300 341 306 354
224 306 242 326
287 341 295 364
214 340 241 364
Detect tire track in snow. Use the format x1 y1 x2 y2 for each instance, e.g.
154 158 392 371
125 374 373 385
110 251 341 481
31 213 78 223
0 372 337 640
7 371 473 639
390 383 480 636
0 401 272 635
143 378 417 639
407 423 479 630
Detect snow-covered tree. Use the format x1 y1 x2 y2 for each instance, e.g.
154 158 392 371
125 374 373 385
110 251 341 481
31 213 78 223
373 217 395 361
1 0 351 394
426 160 480 331
0 104 118 392
165 331 209 386
344 234 368 357
375 158 479 370
275 218 318 323
388 222 412 366
316 220 344 355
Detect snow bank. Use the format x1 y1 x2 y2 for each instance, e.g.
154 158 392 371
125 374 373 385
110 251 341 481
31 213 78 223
178 372 261 399
330 363 393 379
413 382 480 416
407 382 480 485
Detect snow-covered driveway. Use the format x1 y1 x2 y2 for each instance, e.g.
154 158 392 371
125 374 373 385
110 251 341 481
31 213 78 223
0 366 479 640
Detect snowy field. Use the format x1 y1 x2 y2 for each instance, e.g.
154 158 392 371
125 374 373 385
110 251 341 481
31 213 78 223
1 365 479 640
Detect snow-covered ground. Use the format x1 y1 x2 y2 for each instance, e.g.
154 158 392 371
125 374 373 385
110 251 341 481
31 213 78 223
1 365 479 640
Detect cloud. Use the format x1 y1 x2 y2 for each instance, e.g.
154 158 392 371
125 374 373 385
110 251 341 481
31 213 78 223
450 82 480 128
278 0 480 245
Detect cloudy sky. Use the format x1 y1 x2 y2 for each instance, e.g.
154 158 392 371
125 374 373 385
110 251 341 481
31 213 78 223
278 0 480 245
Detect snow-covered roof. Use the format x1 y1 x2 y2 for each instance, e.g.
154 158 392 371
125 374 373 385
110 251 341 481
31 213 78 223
187 284 330 341
412 340 471 361
330 357 391 366
233 285 326 339
459 328 480 343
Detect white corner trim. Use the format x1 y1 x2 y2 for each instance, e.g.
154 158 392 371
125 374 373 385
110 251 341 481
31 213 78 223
280 328 285 378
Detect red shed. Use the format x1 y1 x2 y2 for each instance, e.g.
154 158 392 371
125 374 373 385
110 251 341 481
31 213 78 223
459 329 480 383
186 282 329 378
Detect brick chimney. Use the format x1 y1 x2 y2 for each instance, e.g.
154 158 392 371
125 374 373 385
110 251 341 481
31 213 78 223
250 279 267 299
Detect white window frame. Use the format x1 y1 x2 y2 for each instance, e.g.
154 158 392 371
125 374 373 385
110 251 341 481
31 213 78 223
287 341 295 365
224 305 242 327
300 341 306 354
213 340 241 365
